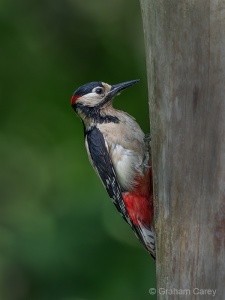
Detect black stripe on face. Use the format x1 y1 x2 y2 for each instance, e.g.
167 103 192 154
75 103 119 124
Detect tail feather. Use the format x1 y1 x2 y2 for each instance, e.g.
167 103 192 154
138 221 155 258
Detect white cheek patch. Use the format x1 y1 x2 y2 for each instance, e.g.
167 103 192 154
80 94 103 107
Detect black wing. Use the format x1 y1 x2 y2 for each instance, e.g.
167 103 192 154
85 126 132 225
85 126 155 257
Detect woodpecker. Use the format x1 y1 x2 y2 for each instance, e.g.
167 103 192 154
71 80 155 258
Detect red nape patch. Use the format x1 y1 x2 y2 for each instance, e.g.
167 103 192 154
71 95 80 105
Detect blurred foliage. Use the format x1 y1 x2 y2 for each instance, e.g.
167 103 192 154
0 0 156 299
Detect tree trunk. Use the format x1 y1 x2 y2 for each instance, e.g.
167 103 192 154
140 0 225 299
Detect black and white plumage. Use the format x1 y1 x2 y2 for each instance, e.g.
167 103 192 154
86 126 128 216
71 80 155 258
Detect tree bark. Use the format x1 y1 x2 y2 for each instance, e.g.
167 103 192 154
140 0 225 299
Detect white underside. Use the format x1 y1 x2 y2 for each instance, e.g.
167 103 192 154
110 144 142 191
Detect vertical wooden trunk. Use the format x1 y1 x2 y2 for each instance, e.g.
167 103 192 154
140 0 225 299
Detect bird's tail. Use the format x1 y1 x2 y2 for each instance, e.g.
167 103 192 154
137 221 155 258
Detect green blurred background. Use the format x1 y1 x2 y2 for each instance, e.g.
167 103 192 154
0 0 156 299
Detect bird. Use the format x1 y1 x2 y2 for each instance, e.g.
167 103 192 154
71 79 155 258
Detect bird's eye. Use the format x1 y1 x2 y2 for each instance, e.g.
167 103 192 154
94 87 104 94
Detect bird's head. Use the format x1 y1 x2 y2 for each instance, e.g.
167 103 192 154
71 79 139 121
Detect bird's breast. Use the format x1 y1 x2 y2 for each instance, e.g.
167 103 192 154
96 114 146 191
109 143 140 191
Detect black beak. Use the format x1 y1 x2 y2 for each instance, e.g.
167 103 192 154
109 79 140 99
95 79 140 110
